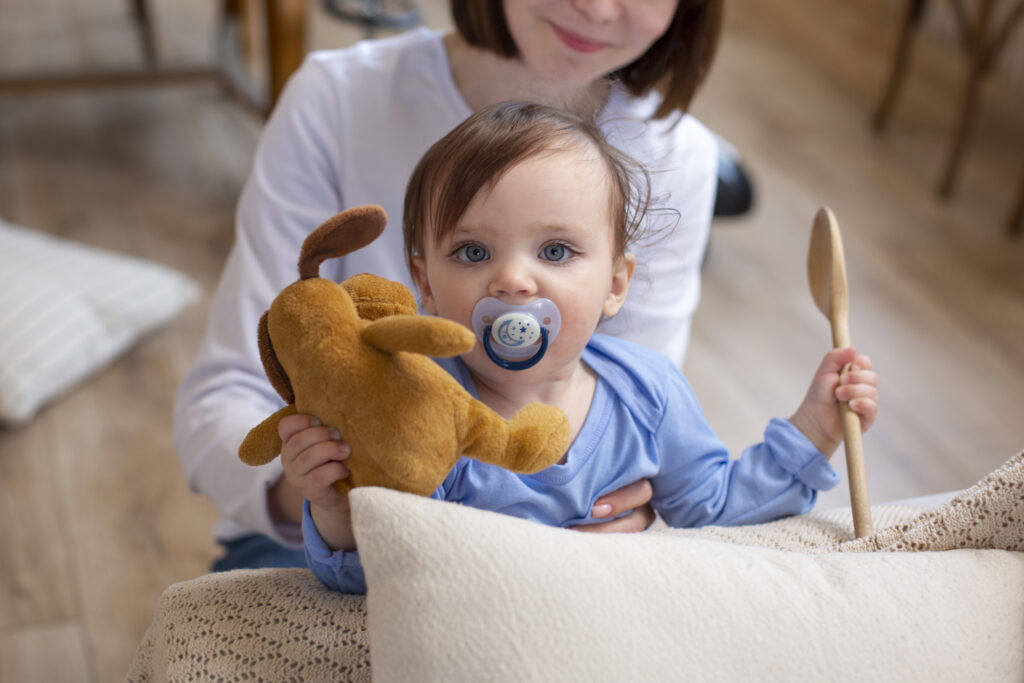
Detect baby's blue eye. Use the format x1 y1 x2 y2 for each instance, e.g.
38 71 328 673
540 243 570 262
456 243 489 263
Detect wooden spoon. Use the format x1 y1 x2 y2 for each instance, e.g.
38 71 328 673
807 207 873 538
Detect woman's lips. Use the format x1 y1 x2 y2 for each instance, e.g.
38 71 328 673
549 22 608 54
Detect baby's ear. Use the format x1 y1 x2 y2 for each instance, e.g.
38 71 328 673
410 256 438 315
603 252 636 317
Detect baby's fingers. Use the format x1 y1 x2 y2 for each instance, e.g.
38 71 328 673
307 459 351 493
835 379 878 405
290 439 351 478
839 367 879 389
838 382 879 432
848 353 873 371
819 346 857 376
283 423 343 460
279 412 321 443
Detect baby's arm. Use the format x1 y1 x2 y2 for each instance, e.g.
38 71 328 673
649 359 843 528
788 347 879 457
278 413 356 552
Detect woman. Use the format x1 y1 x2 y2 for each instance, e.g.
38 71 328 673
174 0 724 570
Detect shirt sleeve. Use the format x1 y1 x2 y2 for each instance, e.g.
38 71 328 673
302 500 367 594
649 369 839 528
171 57 346 545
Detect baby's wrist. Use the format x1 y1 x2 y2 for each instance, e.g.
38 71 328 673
788 411 837 457
310 499 356 553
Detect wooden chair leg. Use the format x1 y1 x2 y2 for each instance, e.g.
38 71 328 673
938 0 995 198
872 0 928 132
129 0 158 65
221 0 261 75
1009 168 1024 236
264 0 308 112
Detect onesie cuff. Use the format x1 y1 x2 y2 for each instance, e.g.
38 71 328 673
767 418 840 491
302 499 367 593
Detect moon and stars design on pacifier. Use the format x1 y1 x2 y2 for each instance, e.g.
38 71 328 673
470 297 562 371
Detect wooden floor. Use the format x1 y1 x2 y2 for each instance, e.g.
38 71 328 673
1 1 1021 680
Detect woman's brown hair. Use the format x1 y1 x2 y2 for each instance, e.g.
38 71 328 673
450 0 723 119
403 101 649 269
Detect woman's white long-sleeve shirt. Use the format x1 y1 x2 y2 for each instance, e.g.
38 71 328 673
172 28 718 545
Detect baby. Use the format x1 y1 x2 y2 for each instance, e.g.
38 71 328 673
282 101 879 593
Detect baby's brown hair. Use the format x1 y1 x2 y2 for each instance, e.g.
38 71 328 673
403 101 649 269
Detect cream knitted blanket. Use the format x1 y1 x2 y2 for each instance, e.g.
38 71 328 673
126 450 1024 682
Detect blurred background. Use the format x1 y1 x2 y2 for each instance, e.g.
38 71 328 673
0 0 1021 680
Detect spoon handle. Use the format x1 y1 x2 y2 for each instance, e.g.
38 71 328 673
840 401 873 537
832 321 873 538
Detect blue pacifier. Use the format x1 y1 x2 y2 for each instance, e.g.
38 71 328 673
471 297 562 371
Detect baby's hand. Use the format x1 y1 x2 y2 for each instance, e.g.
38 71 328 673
789 347 879 456
279 413 357 551
278 413 351 510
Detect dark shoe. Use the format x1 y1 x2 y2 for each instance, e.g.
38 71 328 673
713 137 754 218
321 0 421 30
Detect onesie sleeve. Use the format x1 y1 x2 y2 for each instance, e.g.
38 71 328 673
303 500 368 594
649 371 839 528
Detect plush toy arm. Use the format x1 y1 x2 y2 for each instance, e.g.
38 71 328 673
238 404 299 466
361 316 476 358
459 399 570 474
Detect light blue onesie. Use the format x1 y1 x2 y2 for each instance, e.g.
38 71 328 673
304 334 838 593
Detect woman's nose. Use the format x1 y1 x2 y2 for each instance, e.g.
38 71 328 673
572 0 621 23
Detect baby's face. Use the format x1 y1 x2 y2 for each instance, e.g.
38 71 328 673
411 146 634 384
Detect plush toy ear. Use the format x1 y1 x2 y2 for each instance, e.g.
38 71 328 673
298 205 388 280
258 311 295 404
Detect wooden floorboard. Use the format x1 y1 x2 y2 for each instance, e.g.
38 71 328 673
687 0 1024 511
0 622 90 683
0 0 1021 679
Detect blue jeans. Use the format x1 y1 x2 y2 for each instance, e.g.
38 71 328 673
211 534 306 572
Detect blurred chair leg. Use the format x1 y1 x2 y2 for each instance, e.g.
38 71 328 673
221 0 260 71
871 0 928 132
1009 170 1024 236
264 0 308 110
938 0 995 198
129 0 158 65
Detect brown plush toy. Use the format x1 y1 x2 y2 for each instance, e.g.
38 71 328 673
237 205 571 496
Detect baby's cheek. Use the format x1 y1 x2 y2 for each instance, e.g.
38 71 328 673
561 295 605 337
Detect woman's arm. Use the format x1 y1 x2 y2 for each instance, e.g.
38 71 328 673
172 57 346 543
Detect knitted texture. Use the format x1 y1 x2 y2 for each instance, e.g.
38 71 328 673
127 569 370 682
663 449 1023 553
127 451 1023 682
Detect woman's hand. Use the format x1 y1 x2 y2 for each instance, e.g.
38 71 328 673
569 479 656 533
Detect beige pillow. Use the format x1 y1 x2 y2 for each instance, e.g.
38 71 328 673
351 487 1024 683
0 219 199 425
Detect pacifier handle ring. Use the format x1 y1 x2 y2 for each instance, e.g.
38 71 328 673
482 325 549 371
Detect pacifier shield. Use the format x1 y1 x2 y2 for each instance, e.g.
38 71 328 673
471 297 562 361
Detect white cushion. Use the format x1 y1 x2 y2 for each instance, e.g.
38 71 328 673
351 487 1024 683
0 219 199 425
